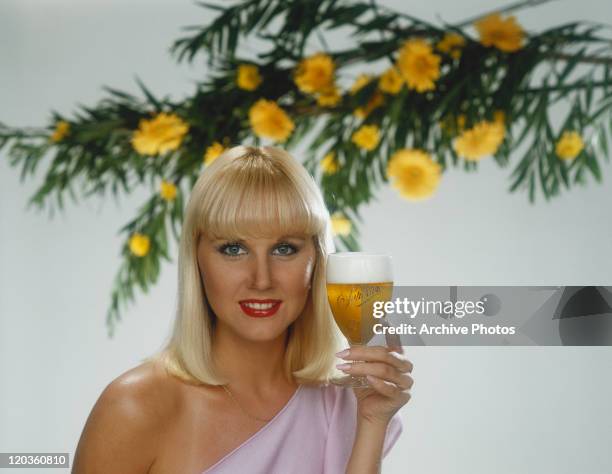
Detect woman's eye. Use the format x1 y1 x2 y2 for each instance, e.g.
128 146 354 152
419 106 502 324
273 244 298 256
220 243 245 257
218 242 298 257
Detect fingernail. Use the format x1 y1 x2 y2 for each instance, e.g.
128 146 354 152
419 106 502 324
335 349 350 358
336 363 351 371
366 375 377 382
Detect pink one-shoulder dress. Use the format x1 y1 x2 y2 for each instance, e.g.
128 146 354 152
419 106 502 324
202 383 403 473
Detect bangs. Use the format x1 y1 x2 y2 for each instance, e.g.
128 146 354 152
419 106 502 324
195 153 326 240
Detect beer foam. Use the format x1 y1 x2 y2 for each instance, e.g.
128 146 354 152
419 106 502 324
326 252 393 283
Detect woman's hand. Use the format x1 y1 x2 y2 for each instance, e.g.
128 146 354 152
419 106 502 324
336 345 413 426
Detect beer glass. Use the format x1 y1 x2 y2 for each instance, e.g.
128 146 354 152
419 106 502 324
326 252 393 387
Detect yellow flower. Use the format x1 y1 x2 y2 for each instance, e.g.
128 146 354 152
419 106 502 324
237 64 262 91
453 120 505 161
349 74 372 95
378 67 403 94
129 233 150 257
248 99 295 143
354 108 367 119
354 91 385 119
555 131 584 160
321 152 339 175
331 212 351 236
386 149 442 201
475 13 525 53
396 38 441 93
50 120 70 142
494 110 505 125
131 112 189 156
436 32 466 59
203 141 226 165
317 86 342 107
159 180 177 201
294 53 335 94
351 124 380 151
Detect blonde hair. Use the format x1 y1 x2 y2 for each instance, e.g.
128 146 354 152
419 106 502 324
148 145 342 386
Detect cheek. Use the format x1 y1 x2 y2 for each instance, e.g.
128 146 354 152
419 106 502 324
201 271 223 298
198 257 238 308
284 254 316 293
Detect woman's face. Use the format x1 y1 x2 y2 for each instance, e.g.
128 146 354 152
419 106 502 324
196 230 317 342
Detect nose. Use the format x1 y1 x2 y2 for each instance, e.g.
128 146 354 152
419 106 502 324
248 253 274 291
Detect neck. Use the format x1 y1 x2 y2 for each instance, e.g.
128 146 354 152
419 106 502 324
211 322 294 396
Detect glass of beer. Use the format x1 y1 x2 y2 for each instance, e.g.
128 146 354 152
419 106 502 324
326 252 394 388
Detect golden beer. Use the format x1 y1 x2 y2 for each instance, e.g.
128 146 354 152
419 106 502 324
326 252 394 387
326 282 393 344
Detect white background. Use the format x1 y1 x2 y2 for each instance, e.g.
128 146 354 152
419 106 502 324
1 0 611 473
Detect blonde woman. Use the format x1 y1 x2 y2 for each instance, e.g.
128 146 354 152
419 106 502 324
72 146 413 473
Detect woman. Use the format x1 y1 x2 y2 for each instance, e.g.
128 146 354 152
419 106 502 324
72 145 414 473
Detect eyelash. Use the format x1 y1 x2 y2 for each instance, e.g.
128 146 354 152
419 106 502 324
217 242 299 258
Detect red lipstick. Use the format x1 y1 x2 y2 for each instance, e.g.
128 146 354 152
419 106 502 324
239 299 282 318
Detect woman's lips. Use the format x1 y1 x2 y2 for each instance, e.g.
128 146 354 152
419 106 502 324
239 300 282 318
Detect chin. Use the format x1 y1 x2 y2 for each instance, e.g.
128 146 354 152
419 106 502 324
235 317 293 343
237 328 288 343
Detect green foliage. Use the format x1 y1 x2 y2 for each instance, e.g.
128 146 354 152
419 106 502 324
1 0 612 335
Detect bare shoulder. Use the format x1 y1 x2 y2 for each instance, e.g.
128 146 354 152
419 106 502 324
104 358 181 415
72 359 181 474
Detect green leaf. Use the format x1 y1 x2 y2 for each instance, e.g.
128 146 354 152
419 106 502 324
558 158 570 188
194 1 226 12
537 152 550 201
134 75 161 110
584 152 602 182
528 171 536 203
